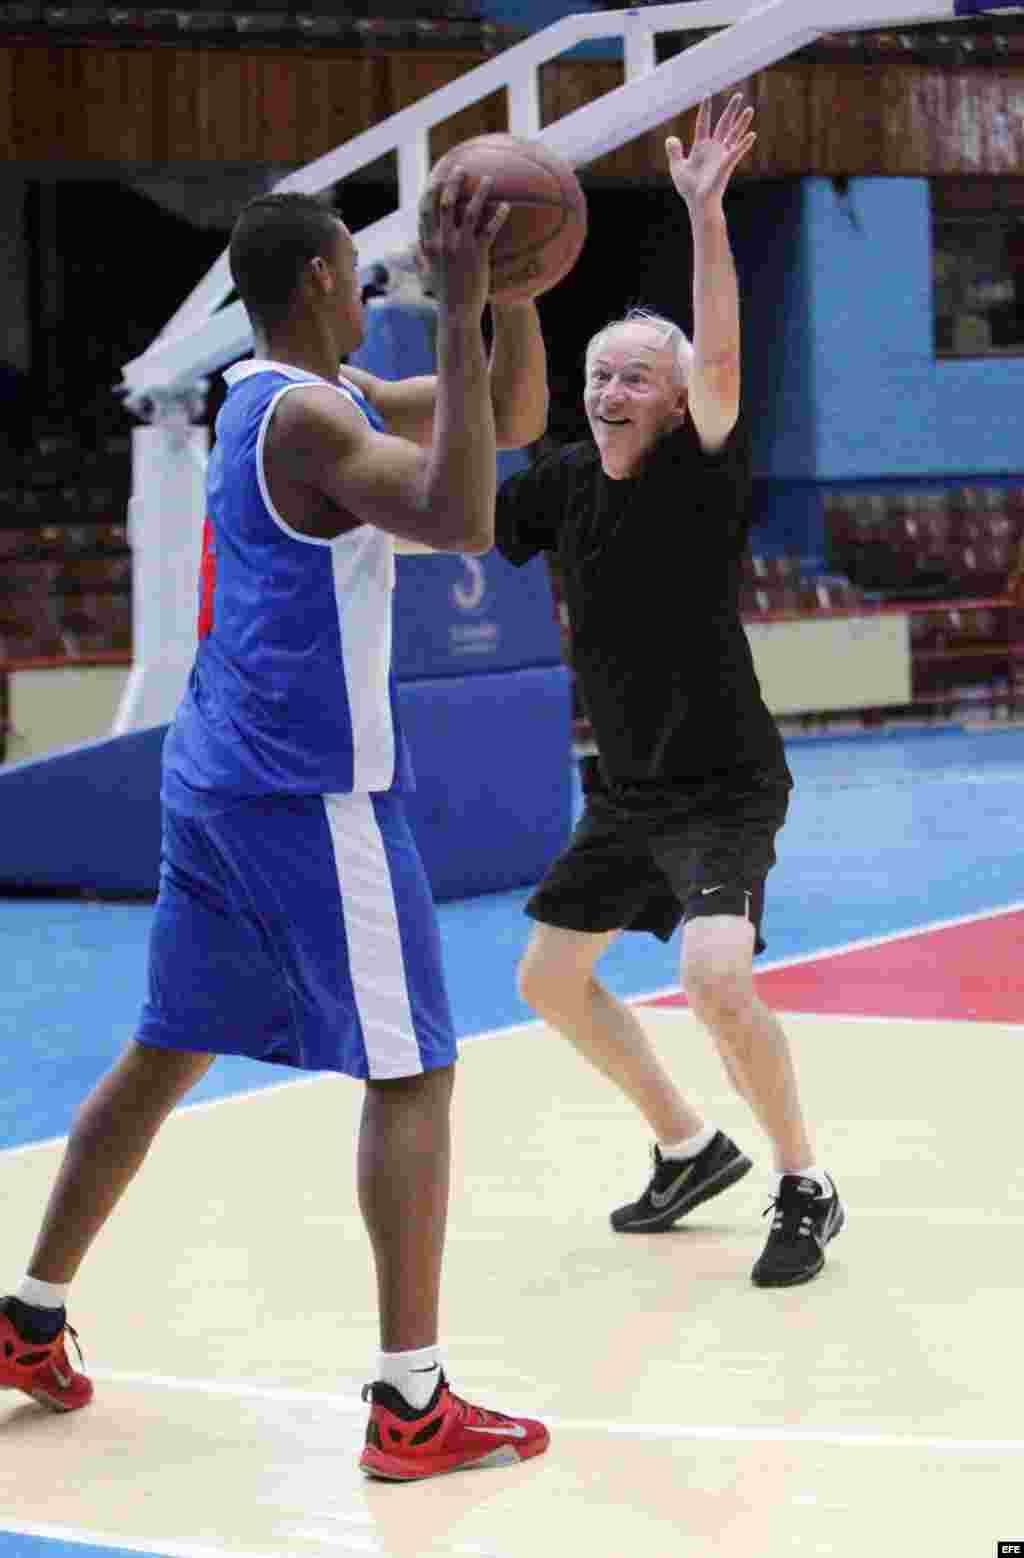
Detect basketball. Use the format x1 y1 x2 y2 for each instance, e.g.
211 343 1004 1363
423 134 587 304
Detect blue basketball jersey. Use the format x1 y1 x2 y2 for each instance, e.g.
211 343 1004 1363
163 359 414 813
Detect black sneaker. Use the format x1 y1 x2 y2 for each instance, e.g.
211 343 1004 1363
610 1131 753 1233
751 1174 845 1287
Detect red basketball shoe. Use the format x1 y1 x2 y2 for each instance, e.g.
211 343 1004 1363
0 1297 93 1412
360 1373 549 1481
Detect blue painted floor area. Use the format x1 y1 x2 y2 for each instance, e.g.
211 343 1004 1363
773 723 1024 953
2 724 1024 1153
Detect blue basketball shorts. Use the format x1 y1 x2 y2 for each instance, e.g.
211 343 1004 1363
136 791 457 1080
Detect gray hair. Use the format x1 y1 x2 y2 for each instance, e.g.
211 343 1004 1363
585 307 693 387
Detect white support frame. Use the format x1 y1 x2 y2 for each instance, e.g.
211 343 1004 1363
122 0 973 404
113 0 987 735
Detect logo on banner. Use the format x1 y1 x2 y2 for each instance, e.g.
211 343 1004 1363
449 557 500 658
452 557 486 612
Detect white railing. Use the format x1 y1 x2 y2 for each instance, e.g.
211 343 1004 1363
121 0 967 403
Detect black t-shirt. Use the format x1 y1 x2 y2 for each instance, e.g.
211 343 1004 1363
496 415 789 787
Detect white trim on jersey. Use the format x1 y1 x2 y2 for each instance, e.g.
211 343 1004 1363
331 534 396 790
224 358 370 414
225 361 376 550
253 380 346 547
323 792 422 1080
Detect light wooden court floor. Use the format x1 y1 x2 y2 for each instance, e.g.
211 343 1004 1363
3 1003 1023 1558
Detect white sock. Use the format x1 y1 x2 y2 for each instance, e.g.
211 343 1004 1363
783 1165 833 1197
659 1122 716 1160
16 1275 69 1311
377 1345 443 1412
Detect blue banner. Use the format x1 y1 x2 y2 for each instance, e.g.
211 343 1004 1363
394 547 562 680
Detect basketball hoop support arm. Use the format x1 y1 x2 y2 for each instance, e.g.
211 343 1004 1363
112 388 210 736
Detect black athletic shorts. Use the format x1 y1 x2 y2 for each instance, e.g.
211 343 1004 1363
526 757 792 951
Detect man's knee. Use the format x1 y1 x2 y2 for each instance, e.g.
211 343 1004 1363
683 957 756 1029
517 948 589 1017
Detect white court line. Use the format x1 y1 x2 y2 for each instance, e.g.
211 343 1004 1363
770 1010 1024 1030
0 1021 538 1161
4 897 1023 1162
85 1367 1024 1456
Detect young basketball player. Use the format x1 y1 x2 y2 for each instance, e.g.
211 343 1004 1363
0 179 551 1479
497 97 845 1287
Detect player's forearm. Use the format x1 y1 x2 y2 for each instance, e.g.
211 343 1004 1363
488 302 549 448
426 312 497 552
688 199 741 444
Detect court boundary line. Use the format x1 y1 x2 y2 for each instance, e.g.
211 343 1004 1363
37 1365 1024 1455
4 897 1022 1162
0 1024 539 1161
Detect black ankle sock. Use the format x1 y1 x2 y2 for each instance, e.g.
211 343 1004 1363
2 1294 65 1343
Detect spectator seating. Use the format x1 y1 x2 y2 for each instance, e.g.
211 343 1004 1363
0 436 131 661
825 486 1022 599
0 1 495 42
741 506 1022 714
3 440 1024 721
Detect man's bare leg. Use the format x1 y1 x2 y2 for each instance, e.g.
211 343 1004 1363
26 1042 216 1283
517 924 705 1143
357 1064 455 1352
681 916 813 1175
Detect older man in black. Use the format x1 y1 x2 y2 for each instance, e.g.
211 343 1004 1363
497 98 843 1288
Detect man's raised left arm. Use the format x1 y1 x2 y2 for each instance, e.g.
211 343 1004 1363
667 95 756 453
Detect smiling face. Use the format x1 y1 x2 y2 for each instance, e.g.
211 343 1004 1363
583 321 689 479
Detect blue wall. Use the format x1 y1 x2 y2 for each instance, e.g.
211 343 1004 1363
734 181 816 483
806 177 1024 482
731 181 821 560
732 177 1024 563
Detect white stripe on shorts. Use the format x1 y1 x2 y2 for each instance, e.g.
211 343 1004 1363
323 792 422 1080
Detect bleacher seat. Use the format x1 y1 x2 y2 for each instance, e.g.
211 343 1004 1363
901 493 954 550
743 553 801 585
57 593 132 655
956 541 1011 597
54 555 132 596
0 600 64 660
2 559 61 596
909 612 942 651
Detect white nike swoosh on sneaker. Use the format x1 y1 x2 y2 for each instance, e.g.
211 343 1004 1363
649 1162 696 1210
465 1423 528 1439
52 1366 72 1389
700 885 724 895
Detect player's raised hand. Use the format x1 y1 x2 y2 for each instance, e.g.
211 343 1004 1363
666 95 756 208
417 169 510 322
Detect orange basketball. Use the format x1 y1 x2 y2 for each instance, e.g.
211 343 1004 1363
424 133 587 304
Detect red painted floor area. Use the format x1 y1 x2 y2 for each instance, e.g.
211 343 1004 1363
649 910 1024 1024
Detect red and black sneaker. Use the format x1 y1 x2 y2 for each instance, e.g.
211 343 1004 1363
0 1296 93 1412
360 1372 549 1481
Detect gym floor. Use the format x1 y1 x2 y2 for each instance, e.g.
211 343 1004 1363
2 722 1023 1558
